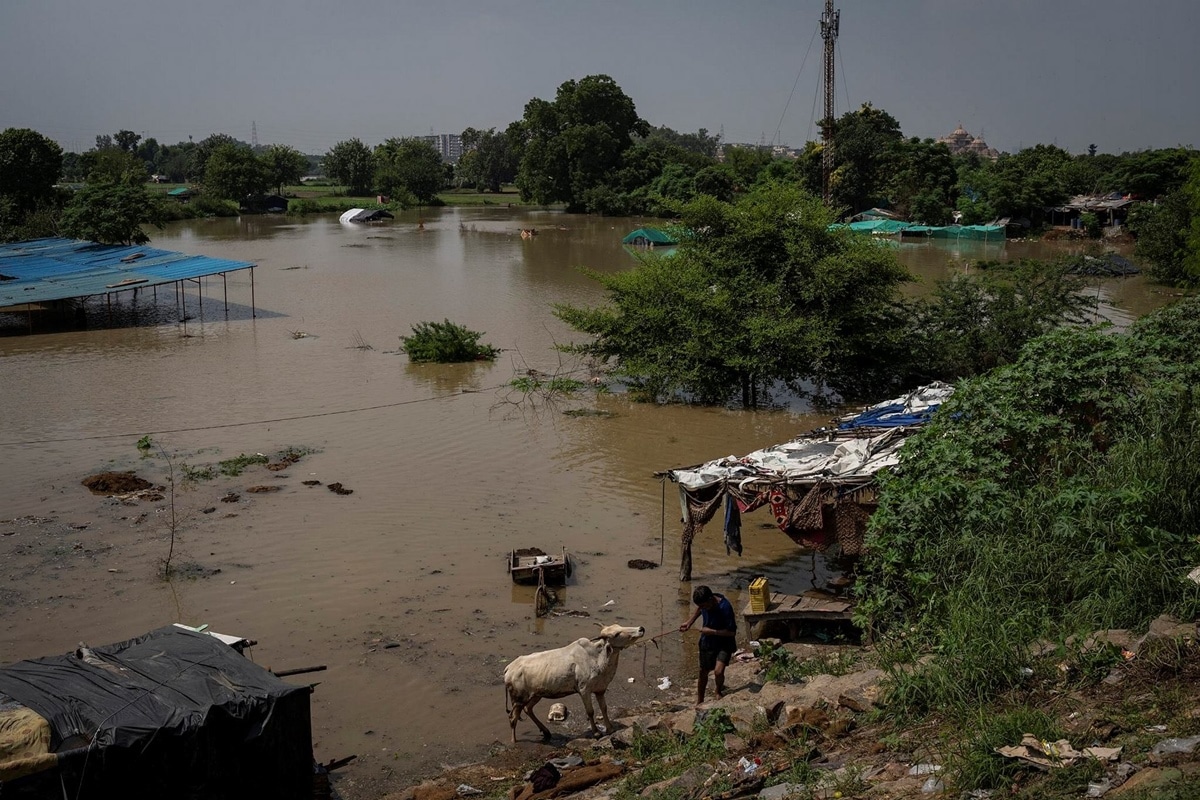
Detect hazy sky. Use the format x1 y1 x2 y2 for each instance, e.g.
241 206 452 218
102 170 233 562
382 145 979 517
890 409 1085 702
1 0 1196 156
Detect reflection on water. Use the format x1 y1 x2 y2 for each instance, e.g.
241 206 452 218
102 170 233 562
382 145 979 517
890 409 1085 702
0 208 1173 795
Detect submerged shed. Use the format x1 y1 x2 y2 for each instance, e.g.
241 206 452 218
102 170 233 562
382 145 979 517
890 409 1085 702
0 237 257 332
663 382 954 580
339 207 394 223
622 227 678 246
0 625 313 798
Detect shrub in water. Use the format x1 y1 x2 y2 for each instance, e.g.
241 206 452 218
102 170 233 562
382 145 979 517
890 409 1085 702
401 319 500 363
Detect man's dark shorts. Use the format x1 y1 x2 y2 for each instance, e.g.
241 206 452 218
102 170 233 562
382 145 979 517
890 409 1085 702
699 647 732 671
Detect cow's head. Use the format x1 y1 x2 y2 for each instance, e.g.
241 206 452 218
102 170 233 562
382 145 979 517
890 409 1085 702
594 624 645 649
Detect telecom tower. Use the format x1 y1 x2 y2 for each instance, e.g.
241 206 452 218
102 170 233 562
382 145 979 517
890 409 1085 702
251 121 258 150
820 0 840 203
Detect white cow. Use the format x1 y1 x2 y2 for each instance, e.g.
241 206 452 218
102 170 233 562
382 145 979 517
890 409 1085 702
504 623 645 742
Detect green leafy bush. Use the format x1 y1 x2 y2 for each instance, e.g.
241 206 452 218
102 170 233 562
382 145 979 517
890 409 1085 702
400 319 500 363
859 296 1200 717
287 199 322 216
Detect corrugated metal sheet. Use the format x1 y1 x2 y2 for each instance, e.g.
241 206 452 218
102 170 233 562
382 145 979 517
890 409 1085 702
0 238 255 309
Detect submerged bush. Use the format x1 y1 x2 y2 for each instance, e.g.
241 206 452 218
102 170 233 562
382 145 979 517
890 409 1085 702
400 319 500 363
858 296 1200 715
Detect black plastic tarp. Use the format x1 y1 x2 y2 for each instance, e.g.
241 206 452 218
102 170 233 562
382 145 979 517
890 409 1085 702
0 625 312 799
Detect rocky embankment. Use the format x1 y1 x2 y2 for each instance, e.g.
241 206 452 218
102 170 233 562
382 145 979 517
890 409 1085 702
383 621 1200 800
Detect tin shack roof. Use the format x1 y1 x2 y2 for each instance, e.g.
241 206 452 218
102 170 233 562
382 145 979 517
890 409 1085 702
0 237 255 309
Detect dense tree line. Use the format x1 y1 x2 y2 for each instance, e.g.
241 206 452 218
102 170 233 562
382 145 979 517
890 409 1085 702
2 75 1197 275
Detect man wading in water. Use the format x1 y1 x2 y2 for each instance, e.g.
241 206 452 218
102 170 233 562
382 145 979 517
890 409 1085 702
679 585 737 704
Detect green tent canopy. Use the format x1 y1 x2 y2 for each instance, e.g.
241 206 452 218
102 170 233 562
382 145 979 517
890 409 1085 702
622 227 677 246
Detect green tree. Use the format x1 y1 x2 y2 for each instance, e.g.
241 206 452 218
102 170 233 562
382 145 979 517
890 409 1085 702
59 183 164 245
643 125 721 159
260 144 307 194
187 134 239 182
828 103 904 213
693 165 735 202
204 143 268 200
896 258 1096 386
1129 157 1200 286
722 146 773 190
555 183 910 406
515 74 649 212
0 128 65 241
890 138 956 223
324 138 375 195
113 129 141 153
457 127 517 192
373 138 443 202
81 146 147 186
0 128 63 209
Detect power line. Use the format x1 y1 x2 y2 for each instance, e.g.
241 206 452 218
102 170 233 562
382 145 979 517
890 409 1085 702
772 24 821 147
0 384 511 448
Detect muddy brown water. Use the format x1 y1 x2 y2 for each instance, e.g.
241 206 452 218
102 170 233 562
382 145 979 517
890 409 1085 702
0 209 1171 796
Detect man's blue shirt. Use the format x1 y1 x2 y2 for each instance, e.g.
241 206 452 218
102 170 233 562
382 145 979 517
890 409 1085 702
699 594 737 651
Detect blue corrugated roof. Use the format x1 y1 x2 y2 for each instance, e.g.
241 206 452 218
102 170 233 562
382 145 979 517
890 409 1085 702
0 238 255 309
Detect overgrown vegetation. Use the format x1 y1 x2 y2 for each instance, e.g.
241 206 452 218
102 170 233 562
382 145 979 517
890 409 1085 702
401 319 500 363
556 184 909 407
556 184 1097 406
756 642 857 684
858 296 1200 719
218 453 269 476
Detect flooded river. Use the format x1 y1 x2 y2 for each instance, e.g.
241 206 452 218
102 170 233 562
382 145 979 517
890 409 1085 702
0 208 1171 796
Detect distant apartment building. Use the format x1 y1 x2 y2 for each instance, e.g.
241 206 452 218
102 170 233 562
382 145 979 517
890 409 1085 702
421 133 463 164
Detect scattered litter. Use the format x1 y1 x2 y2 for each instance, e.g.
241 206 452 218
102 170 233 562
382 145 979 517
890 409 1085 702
603 600 615 607
627 677 635 683
1146 724 1168 733
1151 735 1200 756
548 755 583 770
908 764 942 776
737 756 758 776
749 640 761 649
921 777 944 793
1087 779 1113 798
657 677 672 690
229 581 236 585
996 735 1120 769
1187 565 1200 584
456 784 483 796
1084 746 1122 762
547 703 568 722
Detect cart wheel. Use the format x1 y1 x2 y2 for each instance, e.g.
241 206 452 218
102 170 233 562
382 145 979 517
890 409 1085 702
535 584 550 617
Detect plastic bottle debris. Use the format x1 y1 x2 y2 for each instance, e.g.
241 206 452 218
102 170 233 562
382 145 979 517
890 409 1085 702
603 600 615 607
1151 735 1200 756
737 756 758 775
921 777 945 794
657 676 672 690
907 764 942 776
456 785 483 796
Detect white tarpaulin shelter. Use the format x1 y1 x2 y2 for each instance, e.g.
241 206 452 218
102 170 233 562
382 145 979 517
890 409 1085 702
339 208 394 223
668 382 955 492
663 382 955 580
